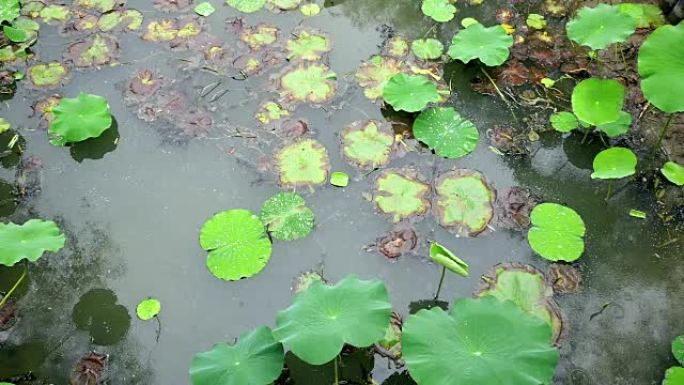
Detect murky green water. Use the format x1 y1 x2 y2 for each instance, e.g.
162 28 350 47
1 1 683 384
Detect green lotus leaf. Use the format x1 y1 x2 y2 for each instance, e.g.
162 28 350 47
68 34 119 68
411 38 443 60
664 367 684 385
300 3 320 16
97 11 122 31
526 13 546 30
421 0 456 23
597 111 632 137
528 202 585 262
341 120 394 170
638 22 684 113
287 31 330 61
0 0 20 23
433 170 494 236
240 24 278 50
275 139 330 188
194 2 216 16
136 298 161 321
566 4 636 50
280 64 336 104
255 102 289 124
617 3 665 29
329 171 349 187
355 55 403 100
28 62 68 88
673 335 684 366
373 170 430 222
413 107 479 158
591 147 637 180
49 93 113 146
571 78 624 126
447 23 513 66
3 26 27 43
260 192 314 241
267 0 301 11
39 5 70 22
661 161 684 186
273 276 392 365
550 111 578 133
0 118 10 134
383 74 439 112
402 297 559 385
475 263 563 343
75 0 116 12
227 0 266 13
387 36 409 57
430 242 468 277
199 209 272 281
190 326 284 385
0 219 65 267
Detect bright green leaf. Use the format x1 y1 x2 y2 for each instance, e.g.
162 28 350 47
0 219 65 267
413 107 479 158
617 3 665 29
421 0 456 22
0 0 20 23
591 147 637 180
661 161 684 186
330 171 349 187
341 120 394 170
447 23 513 66
226 0 266 13
287 31 330 61
526 13 546 30
433 170 494 235
136 298 161 321
373 170 430 222
571 78 624 126
566 4 636 50
194 2 216 16
300 3 320 16
664 367 684 385
638 22 684 113
528 203 585 262
48 93 113 146
429 242 468 277
280 64 336 104
673 335 684 366
550 111 579 133
275 139 330 188
411 38 443 60
383 74 439 112
628 209 646 219
597 111 632 137
260 192 314 241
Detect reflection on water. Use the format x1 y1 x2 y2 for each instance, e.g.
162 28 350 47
72 288 131 346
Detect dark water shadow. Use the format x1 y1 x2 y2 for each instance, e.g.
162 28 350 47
280 347 374 385
72 288 130 346
408 299 449 314
70 118 120 162
0 131 25 169
0 179 17 218
563 131 605 170
382 371 417 385
0 341 48 378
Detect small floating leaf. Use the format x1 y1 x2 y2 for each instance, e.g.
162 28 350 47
638 22 684 113
28 62 68 88
661 161 684 186
330 171 349 187
411 38 443 60
240 24 278 50
0 118 10 134
429 242 468 277
664 367 684 385
267 0 301 11
75 0 116 12
300 3 319 16
136 298 161 321
340 120 394 170
39 4 70 22
194 2 216 16
286 31 330 61
596 111 632 137
387 36 409 57
227 0 266 13
355 55 402 100
571 78 624 126
382 74 439 113
0 219 65 267
373 170 430 222
280 64 336 104
199 209 272 281
628 209 646 219
49 93 113 146
260 192 314 241
413 107 479 158
190 326 284 385
566 4 636 50
617 3 665 29
447 23 513 66
673 335 684 366
526 13 546 30
528 203 586 262
590 147 637 180
0 0 20 23
433 170 495 236
275 139 330 188
550 111 578 133
421 0 456 23
273 276 392 365
255 102 289 124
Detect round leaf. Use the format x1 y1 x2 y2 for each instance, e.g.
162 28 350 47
49 92 113 146
433 170 494 236
0 0 20 23
566 4 636 50
286 31 330 61
661 161 684 186
280 64 336 104
136 298 161 321
421 0 456 23
273 276 392 365
300 3 320 16
373 170 430 222
260 192 314 241
382 74 439 113
590 147 637 180
226 0 266 13
330 171 349 187
447 23 513 66
275 139 330 188
28 62 68 88
199 209 272 281
550 111 579 133
403 296 559 385
413 107 479 158
341 120 394 170
190 326 285 385
0 219 65 267
528 203 586 262
194 2 216 16
673 335 684 366
638 22 684 113
571 78 624 126
355 55 403 100
411 38 443 60
597 111 632 137
664 367 684 385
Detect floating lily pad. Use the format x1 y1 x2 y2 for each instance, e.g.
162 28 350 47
227 0 266 13
566 4 636 50
597 111 631 137
413 107 479 158
550 111 578 133
273 276 392 365
475 263 563 343
617 3 665 29
571 78 624 126
528 202 585 262
75 0 116 13
194 2 216 16
190 326 284 385
27 62 68 88
49 93 113 146
260 192 314 241
0 219 65 266
402 297 559 385
287 30 330 61
0 0 20 23
279 64 336 104
433 170 494 236
240 24 279 50
673 335 684 366
591 147 637 180
300 3 319 16
526 13 546 30
199 209 272 281
638 22 684 113
665 367 684 385
411 38 443 60
255 102 289 124
66 34 119 68
355 55 403 100
275 139 330 187
387 36 409 57
136 298 161 321
661 161 684 186
421 0 456 23
383 74 439 112
340 120 394 170
39 5 70 23
447 23 513 66
267 0 301 12
373 170 430 222
330 171 348 187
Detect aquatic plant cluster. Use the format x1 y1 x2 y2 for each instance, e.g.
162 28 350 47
1 0 683 384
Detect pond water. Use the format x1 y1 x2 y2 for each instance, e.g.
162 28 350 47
0 0 683 384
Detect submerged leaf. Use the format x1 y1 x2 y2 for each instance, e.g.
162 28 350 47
638 22 684 113
0 0 20 23
411 38 443 60
273 276 392 365
340 120 394 170
194 2 216 16
383 74 439 112
571 78 624 126
286 30 330 61
356 55 403 100
280 64 337 104
590 147 637 180
528 203 585 262
447 23 513 66
566 4 636 50
550 111 578 133
0 219 65 266
421 0 456 23
227 0 266 13
136 298 161 321
433 170 495 236
373 170 430 222
661 161 684 186
597 111 632 137
49 93 113 146
275 139 330 188
27 62 68 88
199 209 272 281
240 24 279 50
260 192 314 241
413 107 479 158
430 242 468 276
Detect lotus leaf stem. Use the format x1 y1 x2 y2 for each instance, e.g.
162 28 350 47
654 114 674 157
333 355 339 385
581 128 592 144
0 262 28 309
605 180 613 201
434 266 446 300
